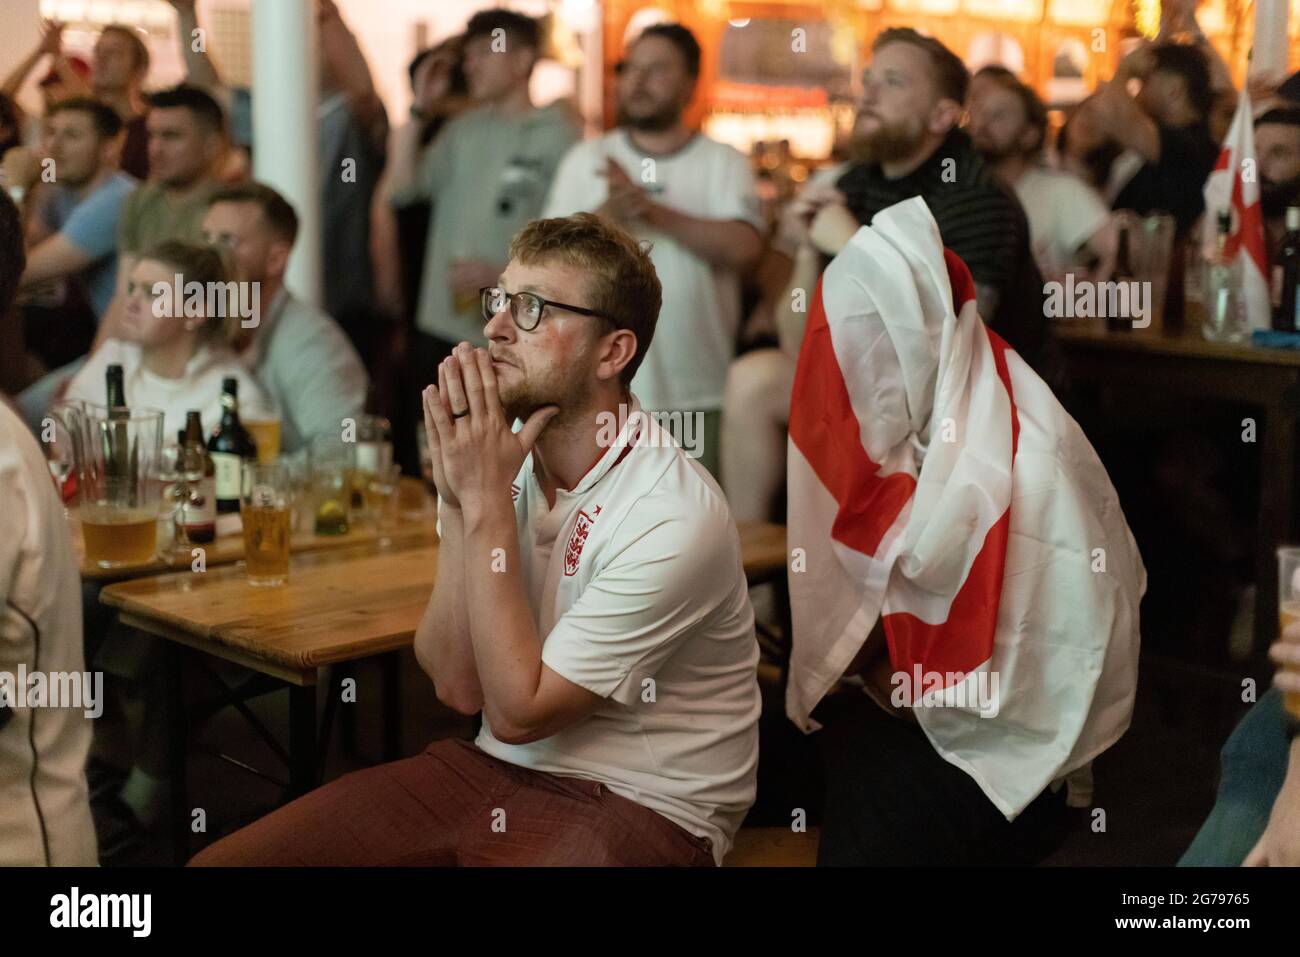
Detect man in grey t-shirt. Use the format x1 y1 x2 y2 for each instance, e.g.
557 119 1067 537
386 9 577 399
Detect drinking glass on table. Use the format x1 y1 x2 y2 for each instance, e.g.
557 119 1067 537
241 461 291 586
42 399 87 515
309 433 354 535
352 414 392 518
367 463 403 545
1131 213 1175 325
77 404 166 568
353 414 392 472
244 412 282 463
1276 547 1300 718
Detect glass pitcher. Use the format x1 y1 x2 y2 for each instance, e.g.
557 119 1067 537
71 403 167 568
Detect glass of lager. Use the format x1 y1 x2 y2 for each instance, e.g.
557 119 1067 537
1277 547 1300 718
242 461 292 586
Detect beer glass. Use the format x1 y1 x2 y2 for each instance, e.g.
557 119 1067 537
352 414 392 520
241 461 291 586
1132 213 1175 325
244 413 282 463
77 404 165 568
1277 547 1300 718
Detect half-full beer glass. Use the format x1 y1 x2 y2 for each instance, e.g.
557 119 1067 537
77 404 165 568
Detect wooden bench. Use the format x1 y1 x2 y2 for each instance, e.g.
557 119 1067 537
724 827 820 867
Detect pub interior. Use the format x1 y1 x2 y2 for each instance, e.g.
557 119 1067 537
2 0 1300 885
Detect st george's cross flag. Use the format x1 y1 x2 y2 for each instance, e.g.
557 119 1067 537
1203 86 1271 331
785 197 1144 819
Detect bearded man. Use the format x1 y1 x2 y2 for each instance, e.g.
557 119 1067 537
542 22 763 479
783 28 1050 371
1254 107 1300 259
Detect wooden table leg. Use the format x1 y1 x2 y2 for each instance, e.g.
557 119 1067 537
382 652 402 761
288 684 317 796
1258 399 1298 658
167 643 190 865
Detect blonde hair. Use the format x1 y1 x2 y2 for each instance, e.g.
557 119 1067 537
137 240 245 349
508 213 662 385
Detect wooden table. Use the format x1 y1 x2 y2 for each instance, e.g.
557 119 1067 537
1057 319 1300 655
101 519 786 859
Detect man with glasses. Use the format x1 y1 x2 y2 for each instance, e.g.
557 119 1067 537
192 213 761 867
542 22 763 478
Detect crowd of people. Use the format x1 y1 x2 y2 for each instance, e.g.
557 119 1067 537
2 2 1299 868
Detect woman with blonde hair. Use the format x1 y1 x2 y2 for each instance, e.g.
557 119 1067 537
65 238 271 436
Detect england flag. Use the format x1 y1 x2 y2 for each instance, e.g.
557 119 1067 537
785 197 1145 818
1203 86 1271 331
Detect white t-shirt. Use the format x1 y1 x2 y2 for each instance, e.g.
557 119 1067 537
0 400 97 865
1013 166 1112 274
65 339 273 442
474 398 762 863
542 131 764 412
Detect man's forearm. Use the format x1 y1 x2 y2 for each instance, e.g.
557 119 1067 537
174 4 223 89
2 49 42 98
321 10 386 142
461 494 544 730
415 505 481 710
642 204 762 272
382 121 424 204
1098 85 1161 164
775 245 819 359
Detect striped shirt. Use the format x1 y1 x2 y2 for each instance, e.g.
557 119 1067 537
832 128 1049 370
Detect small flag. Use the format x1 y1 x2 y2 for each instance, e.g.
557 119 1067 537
1203 87 1271 330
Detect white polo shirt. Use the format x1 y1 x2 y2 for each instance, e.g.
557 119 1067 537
0 400 97 865
474 398 762 863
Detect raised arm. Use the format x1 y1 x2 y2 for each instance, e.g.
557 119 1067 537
318 0 387 154
3 21 62 100
167 0 224 92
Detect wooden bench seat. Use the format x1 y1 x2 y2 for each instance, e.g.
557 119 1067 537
724 827 820 867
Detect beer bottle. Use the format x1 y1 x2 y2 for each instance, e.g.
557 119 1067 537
104 363 130 499
207 378 258 514
180 411 217 543
1107 223 1136 332
1275 206 1300 332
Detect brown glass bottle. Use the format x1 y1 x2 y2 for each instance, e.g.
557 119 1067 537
180 411 217 543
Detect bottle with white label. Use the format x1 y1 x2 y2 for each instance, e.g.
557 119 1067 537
179 411 217 542
206 377 258 514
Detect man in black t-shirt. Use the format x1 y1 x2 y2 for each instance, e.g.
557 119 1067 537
1075 42 1219 235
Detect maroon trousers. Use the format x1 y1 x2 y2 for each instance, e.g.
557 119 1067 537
189 738 715 867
